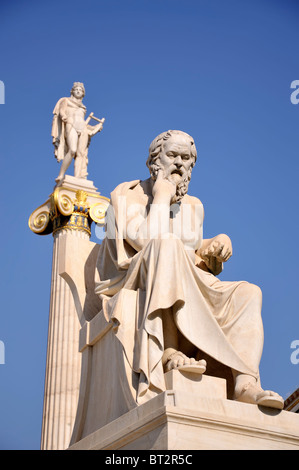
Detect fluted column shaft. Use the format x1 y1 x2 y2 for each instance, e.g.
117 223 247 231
41 228 89 450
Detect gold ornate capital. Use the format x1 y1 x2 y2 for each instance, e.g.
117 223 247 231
29 177 110 237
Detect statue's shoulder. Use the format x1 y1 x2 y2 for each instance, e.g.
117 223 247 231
184 194 204 221
184 193 203 207
110 180 141 200
53 97 68 113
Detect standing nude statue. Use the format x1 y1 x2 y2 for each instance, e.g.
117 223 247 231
51 82 105 183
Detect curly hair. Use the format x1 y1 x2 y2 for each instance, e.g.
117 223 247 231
146 130 197 175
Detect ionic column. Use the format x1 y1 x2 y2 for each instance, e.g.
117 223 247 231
28 176 109 449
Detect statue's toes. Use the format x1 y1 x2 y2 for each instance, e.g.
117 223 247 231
256 390 284 410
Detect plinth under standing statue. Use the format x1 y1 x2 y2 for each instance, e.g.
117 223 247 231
29 84 299 450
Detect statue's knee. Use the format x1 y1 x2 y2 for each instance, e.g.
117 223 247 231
251 283 262 301
240 282 262 304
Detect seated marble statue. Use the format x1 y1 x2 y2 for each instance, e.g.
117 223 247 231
95 130 284 410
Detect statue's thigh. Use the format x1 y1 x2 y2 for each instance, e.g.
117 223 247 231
66 126 79 152
77 130 89 153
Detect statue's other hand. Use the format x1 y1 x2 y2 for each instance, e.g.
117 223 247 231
200 234 232 263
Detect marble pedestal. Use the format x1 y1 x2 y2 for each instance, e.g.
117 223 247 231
66 291 299 451
68 372 299 450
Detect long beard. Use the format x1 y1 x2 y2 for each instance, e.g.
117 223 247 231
173 178 189 203
150 163 191 203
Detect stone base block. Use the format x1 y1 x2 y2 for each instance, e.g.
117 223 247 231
164 369 227 399
57 174 99 193
68 387 299 450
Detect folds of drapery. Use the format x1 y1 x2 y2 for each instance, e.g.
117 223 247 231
94 181 263 404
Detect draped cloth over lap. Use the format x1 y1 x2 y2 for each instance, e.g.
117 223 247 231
95 180 263 404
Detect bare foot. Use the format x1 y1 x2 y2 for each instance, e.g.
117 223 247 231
163 350 206 374
234 381 284 410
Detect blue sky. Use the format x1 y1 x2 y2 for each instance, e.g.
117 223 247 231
0 0 298 450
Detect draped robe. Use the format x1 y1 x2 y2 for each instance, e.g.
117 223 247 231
95 179 263 403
